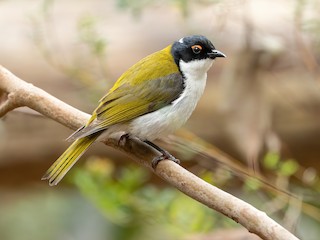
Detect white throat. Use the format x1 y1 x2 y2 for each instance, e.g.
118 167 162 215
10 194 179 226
173 58 214 107
179 58 214 81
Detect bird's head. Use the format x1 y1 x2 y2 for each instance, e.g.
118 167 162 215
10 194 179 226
171 35 226 77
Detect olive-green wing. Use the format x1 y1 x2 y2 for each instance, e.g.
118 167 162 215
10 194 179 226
71 72 184 139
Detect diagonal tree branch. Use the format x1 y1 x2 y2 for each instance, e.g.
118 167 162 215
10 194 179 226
0 65 299 240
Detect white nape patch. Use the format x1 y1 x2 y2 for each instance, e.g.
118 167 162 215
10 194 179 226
178 37 184 43
128 58 214 141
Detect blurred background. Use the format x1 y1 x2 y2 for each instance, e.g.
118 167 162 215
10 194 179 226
1 0 320 239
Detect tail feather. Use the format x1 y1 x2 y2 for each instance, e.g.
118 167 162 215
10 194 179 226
42 135 98 186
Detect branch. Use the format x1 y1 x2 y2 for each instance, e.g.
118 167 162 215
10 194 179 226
0 65 299 240
0 66 88 128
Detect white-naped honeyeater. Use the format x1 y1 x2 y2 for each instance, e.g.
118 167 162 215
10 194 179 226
42 35 226 186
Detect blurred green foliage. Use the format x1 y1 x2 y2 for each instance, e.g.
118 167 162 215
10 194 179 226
294 0 320 57
0 190 110 240
69 153 320 239
263 152 299 177
30 4 109 94
116 0 153 17
244 177 262 192
263 152 280 170
77 15 107 57
115 0 220 18
71 157 237 240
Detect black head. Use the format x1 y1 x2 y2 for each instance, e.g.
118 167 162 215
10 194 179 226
171 35 225 66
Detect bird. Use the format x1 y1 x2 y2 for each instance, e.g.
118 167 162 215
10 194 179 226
42 35 226 186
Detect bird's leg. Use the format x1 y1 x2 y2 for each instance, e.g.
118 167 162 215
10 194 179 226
144 140 180 169
118 134 180 169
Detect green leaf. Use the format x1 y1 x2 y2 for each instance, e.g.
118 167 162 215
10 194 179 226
279 159 299 176
244 177 262 191
263 152 280 170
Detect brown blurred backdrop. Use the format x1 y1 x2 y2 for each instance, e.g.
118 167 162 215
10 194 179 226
0 0 320 239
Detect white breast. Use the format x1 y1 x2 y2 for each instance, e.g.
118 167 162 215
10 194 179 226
128 58 214 141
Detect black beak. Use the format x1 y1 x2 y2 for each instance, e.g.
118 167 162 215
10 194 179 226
208 49 226 59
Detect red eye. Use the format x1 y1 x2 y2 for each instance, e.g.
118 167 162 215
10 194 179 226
191 45 202 54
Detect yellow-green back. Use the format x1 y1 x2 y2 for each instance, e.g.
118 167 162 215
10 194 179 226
108 45 178 92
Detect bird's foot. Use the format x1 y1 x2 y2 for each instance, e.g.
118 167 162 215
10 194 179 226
151 150 180 169
143 140 180 169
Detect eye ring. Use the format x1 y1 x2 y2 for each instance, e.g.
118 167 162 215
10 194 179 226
191 45 202 54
